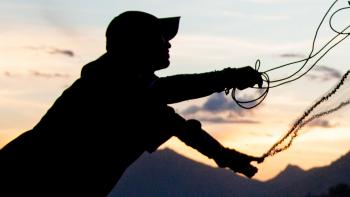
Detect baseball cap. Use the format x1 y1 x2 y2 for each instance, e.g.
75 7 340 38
106 11 180 50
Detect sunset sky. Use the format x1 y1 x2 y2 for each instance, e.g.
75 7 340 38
1 0 350 181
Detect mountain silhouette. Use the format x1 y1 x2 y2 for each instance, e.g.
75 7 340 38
263 152 350 197
108 149 350 197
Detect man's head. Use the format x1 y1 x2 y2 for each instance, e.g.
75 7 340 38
106 11 180 71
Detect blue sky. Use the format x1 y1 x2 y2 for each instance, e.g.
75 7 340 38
1 0 350 180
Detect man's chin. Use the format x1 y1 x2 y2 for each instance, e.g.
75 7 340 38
154 61 170 71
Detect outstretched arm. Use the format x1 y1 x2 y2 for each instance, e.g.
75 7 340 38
177 118 262 178
151 107 262 178
151 66 263 104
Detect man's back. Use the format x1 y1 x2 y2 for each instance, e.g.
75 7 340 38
0 54 164 196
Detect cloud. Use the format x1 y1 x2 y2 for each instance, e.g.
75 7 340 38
314 66 342 79
3 71 19 78
2 70 70 79
202 93 242 114
49 48 74 57
183 93 244 115
249 131 273 137
182 105 201 115
278 53 305 58
198 116 259 124
183 91 264 117
308 119 335 128
307 66 342 81
24 46 75 57
180 90 264 125
30 70 70 79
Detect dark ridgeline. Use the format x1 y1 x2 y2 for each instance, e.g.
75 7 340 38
110 148 350 197
0 11 263 196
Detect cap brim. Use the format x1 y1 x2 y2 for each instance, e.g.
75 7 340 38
159 16 180 41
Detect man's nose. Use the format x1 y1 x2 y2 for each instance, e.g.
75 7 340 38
167 42 171 49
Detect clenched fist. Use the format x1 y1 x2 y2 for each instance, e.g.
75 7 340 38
222 66 263 90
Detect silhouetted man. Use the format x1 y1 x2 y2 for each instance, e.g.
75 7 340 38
1 11 263 196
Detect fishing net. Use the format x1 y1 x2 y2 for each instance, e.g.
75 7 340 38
225 0 350 160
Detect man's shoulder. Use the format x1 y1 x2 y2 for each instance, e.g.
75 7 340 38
80 57 103 77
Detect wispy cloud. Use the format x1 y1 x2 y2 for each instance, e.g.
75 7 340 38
3 71 20 78
48 48 74 57
307 65 342 81
278 53 305 58
24 46 75 57
30 70 70 79
198 116 259 124
308 119 335 128
314 66 342 79
3 70 70 79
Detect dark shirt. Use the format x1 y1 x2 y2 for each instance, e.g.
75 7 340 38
0 53 225 196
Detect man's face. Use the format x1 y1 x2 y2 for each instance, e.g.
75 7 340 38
140 32 171 71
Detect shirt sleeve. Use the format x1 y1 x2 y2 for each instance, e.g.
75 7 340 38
150 71 229 104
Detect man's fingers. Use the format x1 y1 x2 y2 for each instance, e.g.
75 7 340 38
256 157 264 164
234 66 264 90
254 72 263 88
257 74 263 88
246 71 264 89
248 156 264 163
240 164 258 178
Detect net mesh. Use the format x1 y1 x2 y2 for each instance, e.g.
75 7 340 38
262 70 350 158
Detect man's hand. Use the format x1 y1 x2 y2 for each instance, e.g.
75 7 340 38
213 148 263 178
222 66 263 90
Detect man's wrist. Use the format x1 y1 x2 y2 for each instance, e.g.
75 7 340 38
220 67 238 90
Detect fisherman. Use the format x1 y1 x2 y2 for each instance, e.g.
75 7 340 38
1 11 263 196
